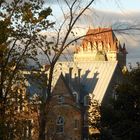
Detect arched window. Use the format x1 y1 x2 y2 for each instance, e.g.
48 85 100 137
73 92 78 103
112 85 118 101
56 116 64 133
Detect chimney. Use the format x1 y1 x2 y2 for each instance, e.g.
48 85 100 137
69 67 73 86
78 68 81 98
78 68 81 85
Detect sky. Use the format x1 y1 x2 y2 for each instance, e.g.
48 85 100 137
93 0 140 66
94 0 140 12
44 0 140 66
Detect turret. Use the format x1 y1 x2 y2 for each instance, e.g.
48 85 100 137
73 27 127 68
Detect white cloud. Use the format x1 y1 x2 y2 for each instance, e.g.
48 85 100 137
76 8 140 64
41 7 140 65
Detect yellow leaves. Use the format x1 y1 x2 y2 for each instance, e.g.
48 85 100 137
30 17 39 24
22 9 33 22
21 3 52 24
39 7 52 19
0 44 8 52
22 2 34 23
122 66 128 75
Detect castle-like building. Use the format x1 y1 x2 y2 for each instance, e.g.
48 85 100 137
48 27 128 140
74 28 127 68
11 27 127 140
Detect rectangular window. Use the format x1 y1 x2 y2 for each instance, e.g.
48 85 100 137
56 125 64 133
56 116 64 133
74 119 79 129
58 96 64 104
22 120 32 138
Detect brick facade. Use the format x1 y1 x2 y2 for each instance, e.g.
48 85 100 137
45 74 82 140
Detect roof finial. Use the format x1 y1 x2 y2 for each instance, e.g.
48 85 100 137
123 43 125 49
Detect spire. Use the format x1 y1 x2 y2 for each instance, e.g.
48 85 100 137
123 43 125 49
122 43 128 54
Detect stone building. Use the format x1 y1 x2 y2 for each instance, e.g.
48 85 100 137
2 73 39 140
56 27 127 104
18 27 127 140
74 27 127 69
45 74 82 140
53 27 127 139
24 71 82 140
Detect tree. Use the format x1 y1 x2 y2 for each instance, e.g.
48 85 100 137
1 0 140 139
100 65 140 140
88 98 101 140
0 0 53 139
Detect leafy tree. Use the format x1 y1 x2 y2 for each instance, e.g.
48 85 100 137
101 65 140 140
1 0 140 140
0 0 53 139
88 98 101 140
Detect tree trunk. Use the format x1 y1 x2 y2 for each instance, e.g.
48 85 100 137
39 107 46 140
38 64 54 140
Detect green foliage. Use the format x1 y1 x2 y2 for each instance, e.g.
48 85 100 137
101 66 140 140
0 0 53 139
0 21 8 44
114 68 140 121
39 7 52 19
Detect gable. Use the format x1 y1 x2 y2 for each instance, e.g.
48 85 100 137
52 75 70 96
55 61 118 103
52 74 76 105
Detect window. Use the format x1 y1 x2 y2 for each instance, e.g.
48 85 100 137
112 85 118 100
58 96 64 104
21 120 32 139
56 116 64 133
112 90 118 100
73 92 78 103
74 119 79 129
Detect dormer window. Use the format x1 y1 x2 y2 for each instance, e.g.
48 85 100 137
73 92 78 103
58 95 64 104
